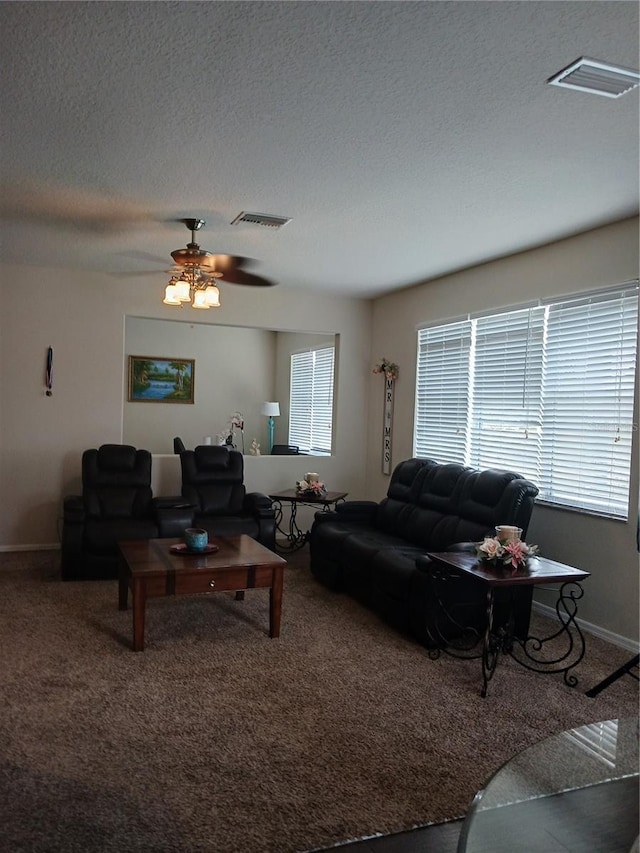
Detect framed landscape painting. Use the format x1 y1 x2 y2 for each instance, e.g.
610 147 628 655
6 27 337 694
128 356 195 403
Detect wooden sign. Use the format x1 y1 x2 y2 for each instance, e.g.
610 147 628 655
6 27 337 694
382 376 395 475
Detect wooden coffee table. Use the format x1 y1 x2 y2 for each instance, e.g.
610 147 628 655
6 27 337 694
118 535 286 651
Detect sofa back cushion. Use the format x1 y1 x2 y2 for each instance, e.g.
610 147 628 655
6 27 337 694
181 446 246 515
376 460 539 549
82 444 153 520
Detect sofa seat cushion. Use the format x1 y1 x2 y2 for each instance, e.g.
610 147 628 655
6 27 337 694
340 531 410 603
84 518 159 555
194 513 260 541
372 546 427 600
341 530 410 572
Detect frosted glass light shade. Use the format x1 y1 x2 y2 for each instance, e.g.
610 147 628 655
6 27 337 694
204 285 220 306
192 290 211 309
163 284 182 306
174 279 191 301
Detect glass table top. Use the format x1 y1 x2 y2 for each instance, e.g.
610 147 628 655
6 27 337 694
458 717 639 853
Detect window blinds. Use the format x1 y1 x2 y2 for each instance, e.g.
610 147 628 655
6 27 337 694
415 284 638 518
289 346 335 455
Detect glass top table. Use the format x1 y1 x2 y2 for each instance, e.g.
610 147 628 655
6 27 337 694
457 717 639 853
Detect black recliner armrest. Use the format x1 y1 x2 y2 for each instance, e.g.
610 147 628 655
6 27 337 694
63 494 85 523
311 500 378 529
245 492 276 518
155 503 196 537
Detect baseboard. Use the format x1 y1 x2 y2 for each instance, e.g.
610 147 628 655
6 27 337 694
533 600 639 654
0 544 60 553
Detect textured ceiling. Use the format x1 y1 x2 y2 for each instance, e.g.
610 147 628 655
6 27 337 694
1 1 638 298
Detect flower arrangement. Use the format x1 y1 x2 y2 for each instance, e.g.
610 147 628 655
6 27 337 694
218 411 245 452
296 478 327 497
476 535 539 570
372 357 399 381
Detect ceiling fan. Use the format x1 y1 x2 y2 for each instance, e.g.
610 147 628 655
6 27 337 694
162 218 275 309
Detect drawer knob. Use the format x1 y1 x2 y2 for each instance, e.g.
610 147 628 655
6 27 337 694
209 579 216 588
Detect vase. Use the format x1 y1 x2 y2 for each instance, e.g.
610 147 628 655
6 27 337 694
495 525 522 543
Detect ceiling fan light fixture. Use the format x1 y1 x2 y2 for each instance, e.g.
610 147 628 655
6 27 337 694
161 217 275 310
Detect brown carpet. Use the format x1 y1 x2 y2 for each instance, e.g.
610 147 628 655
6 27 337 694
1 547 637 853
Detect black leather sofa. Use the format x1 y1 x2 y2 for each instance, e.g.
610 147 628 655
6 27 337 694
308 458 539 647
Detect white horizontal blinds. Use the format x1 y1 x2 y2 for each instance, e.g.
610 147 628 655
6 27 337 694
538 287 638 516
412 283 638 518
468 307 545 479
415 320 471 462
288 346 335 455
309 346 335 454
289 351 312 451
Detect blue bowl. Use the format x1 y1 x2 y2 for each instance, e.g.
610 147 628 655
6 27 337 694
184 527 208 552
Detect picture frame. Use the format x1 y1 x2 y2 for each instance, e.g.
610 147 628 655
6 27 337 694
128 356 195 403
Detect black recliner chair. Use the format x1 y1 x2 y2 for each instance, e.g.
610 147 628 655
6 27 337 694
61 444 161 581
179 446 276 550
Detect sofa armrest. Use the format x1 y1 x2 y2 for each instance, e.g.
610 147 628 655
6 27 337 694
63 494 85 523
156 505 195 537
311 500 378 529
337 500 379 516
244 492 276 519
61 495 85 580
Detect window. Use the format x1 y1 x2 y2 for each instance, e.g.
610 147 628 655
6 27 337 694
289 346 335 455
414 283 639 518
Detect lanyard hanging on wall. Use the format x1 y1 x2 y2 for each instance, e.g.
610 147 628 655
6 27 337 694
45 346 53 396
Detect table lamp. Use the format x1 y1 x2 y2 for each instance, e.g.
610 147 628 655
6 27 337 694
261 401 280 453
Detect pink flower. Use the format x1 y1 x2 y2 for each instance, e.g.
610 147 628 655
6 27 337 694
504 540 526 568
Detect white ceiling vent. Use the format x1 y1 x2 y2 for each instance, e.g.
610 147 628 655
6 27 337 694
547 57 640 98
231 211 291 229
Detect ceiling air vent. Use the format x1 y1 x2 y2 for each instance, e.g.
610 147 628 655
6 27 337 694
230 211 291 229
547 56 640 98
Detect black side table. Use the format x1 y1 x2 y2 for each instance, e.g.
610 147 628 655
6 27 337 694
268 489 348 552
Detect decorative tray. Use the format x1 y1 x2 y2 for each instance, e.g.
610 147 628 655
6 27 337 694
169 543 219 555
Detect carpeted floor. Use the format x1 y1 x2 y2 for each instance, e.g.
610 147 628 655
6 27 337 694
1 547 637 853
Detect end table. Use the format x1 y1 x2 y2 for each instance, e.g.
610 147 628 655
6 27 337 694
269 489 348 552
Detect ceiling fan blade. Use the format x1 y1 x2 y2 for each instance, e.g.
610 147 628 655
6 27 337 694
199 254 258 271
0 180 157 233
218 268 276 287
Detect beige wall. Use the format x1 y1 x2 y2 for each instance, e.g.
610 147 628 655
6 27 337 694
124 317 277 453
366 216 640 646
1 218 638 646
0 271 372 548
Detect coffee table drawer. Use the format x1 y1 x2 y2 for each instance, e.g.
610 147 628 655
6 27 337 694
174 567 271 595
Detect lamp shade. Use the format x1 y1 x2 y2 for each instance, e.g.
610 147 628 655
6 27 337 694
261 401 280 417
